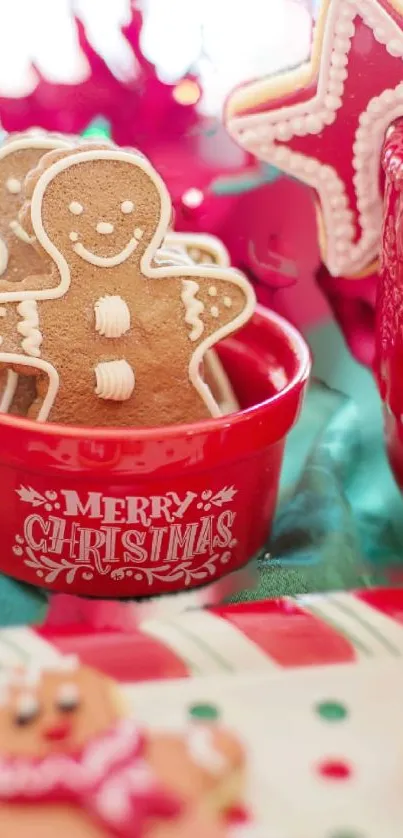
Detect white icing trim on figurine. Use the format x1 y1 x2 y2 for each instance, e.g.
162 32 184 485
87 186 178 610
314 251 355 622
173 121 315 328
9 220 35 245
6 178 21 194
181 280 204 341
73 233 142 267
17 300 42 357
0 237 8 276
94 295 131 338
0 354 58 421
0 369 17 412
165 232 231 267
204 350 239 415
227 0 403 277
95 359 135 401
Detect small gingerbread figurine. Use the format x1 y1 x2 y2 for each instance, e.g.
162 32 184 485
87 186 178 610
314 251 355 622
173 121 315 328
0 660 232 837
0 144 255 426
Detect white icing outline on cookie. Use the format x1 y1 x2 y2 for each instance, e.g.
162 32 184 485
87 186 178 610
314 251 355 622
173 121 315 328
0 148 255 420
181 280 204 341
0 355 58 421
0 369 18 412
165 232 231 267
9 220 35 245
17 300 42 357
0 237 8 276
73 233 142 267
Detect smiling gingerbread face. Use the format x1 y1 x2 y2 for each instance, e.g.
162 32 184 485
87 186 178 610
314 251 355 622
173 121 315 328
31 149 165 271
0 662 121 760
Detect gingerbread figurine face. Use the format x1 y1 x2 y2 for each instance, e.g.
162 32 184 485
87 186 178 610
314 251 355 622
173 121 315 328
0 146 255 426
0 132 72 283
0 660 120 759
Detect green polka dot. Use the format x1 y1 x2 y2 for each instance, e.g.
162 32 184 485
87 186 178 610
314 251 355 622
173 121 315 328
316 700 348 722
188 703 220 721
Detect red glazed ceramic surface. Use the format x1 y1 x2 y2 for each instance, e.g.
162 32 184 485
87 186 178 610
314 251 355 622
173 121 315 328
0 306 310 598
376 120 403 488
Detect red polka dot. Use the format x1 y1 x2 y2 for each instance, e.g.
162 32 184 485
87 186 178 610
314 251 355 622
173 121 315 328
318 759 352 780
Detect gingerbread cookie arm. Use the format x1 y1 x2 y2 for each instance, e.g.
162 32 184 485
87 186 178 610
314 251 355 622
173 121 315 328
180 269 255 417
0 272 56 298
0 354 59 420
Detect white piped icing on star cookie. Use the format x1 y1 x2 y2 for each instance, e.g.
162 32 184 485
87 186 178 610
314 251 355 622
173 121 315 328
95 359 135 401
181 279 204 342
94 295 131 338
227 0 403 277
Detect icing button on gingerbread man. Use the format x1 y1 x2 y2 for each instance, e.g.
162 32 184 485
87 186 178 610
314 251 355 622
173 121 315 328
0 145 255 427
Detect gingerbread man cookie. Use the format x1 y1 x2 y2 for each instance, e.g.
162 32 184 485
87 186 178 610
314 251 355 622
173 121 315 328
0 661 227 838
0 145 255 426
0 131 72 283
0 131 73 415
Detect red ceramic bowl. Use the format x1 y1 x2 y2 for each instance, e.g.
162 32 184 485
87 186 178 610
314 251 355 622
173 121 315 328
376 121 403 489
0 305 310 597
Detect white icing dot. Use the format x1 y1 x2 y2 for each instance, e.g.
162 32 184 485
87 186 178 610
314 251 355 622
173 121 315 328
69 232 79 242
208 286 217 297
274 146 291 166
210 306 219 318
6 178 21 195
134 228 143 240
121 200 134 214
223 296 232 308
321 110 336 127
290 117 308 137
69 201 83 215
331 52 348 68
324 94 342 111
387 39 403 57
275 122 293 141
96 221 114 235
305 114 323 133
304 158 319 175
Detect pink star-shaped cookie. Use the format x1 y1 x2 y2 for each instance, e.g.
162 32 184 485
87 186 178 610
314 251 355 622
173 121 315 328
226 0 403 277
